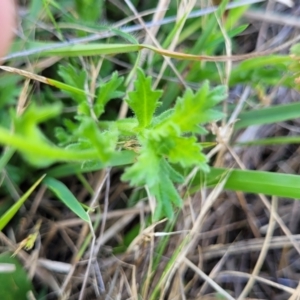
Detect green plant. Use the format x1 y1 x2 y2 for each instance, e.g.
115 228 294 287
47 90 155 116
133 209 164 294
0 65 225 221
1 23 300 223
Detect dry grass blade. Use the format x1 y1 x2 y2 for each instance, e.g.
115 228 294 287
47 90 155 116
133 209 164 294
245 9 300 28
218 271 295 294
237 197 277 299
184 257 235 300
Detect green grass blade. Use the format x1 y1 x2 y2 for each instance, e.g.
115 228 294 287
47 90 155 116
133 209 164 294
236 136 300 146
235 102 300 129
41 43 141 56
150 233 187 300
0 174 46 231
42 0 64 41
191 0 229 53
0 66 90 97
201 168 300 199
225 1 250 30
236 55 290 70
43 177 90 222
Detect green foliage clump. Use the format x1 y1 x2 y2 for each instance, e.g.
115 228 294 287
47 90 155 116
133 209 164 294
122 69 225 219
0 66 225 220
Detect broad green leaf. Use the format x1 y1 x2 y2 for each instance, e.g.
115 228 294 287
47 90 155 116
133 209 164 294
95 72 124 117
43 177 90 222
0 253 34 300
126 68 163 128
235 102 300 129
0 174 46 231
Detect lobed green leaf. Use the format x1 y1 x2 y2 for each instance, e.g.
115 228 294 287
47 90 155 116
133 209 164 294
126 68 163 129
78 117 119 162
122 144 160 187
166 83 225 133
95 71 124 117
